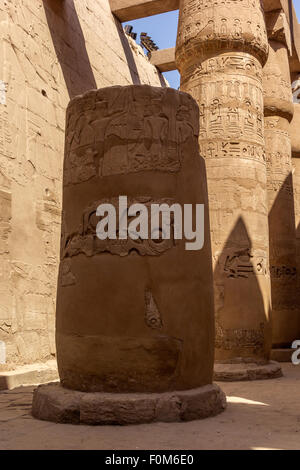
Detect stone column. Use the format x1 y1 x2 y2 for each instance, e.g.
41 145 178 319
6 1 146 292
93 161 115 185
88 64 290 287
291 99 300 355
32 85 226 424
176 0 281 381
263 13 299 354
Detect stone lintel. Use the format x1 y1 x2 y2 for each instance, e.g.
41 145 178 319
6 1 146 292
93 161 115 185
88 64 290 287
150 47 176 72
109 0 179 22
263 0 290 17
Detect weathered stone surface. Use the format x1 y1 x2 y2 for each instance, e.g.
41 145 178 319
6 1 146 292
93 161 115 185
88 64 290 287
56 85 217 396
263 40 299 348
32 383 83 424
110 0 179 22
32 382 227 425
0 0 167 369
214 361 282 382
291 103 300 156
176 0 273 366
292 77 300 105
0 360 58 391
291 103 300 334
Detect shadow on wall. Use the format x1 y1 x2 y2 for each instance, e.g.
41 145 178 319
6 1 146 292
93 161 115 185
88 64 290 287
214 217 271 362
43 0 145 98
268 173 296 262
43 0 97 98
113 18 141 85
268 172 299 346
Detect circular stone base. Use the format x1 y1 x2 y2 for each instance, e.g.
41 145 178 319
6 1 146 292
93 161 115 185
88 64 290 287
32 382 227 425
214 361 283 382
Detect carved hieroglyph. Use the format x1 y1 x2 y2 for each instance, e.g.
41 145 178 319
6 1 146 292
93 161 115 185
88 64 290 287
56 85 216 393
263 39 299 347
176 0 272 362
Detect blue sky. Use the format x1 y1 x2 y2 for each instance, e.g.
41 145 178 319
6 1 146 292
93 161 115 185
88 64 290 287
124 4 300 89
123 10 180 89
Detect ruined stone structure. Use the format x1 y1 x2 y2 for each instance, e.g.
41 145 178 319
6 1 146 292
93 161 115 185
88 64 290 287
175 0 280 379
32 85 226 424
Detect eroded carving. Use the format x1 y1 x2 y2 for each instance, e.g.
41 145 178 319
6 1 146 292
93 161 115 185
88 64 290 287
64 87 199 185
145 290 163 329
62 197 177 259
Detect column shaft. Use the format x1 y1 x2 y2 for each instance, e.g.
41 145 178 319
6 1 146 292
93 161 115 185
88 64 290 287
176 0 272 362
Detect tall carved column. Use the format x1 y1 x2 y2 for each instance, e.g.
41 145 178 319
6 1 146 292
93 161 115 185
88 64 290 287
292 74 300 104
263 10 299 354
176 0 281 380
32 85 226 424
291 99 300 353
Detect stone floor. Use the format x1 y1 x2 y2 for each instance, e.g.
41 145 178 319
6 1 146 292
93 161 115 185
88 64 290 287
0 363 300 450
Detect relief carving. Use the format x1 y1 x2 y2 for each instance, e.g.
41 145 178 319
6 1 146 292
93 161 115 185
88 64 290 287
62 197 177 259
64 88 199 185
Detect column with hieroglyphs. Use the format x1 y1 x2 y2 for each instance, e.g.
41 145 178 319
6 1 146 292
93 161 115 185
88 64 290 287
32 85 226 424
263 10 299 351
292 75 300 104
176 0 281 380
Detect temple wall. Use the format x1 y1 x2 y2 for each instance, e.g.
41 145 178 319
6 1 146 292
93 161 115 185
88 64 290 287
0 0 167 367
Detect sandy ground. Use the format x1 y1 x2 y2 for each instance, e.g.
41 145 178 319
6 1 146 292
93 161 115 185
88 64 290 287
0 363 300 450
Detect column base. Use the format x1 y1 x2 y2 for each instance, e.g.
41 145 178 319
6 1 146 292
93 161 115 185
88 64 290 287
32 382 227 425
214 361 282 382
271 349 293 363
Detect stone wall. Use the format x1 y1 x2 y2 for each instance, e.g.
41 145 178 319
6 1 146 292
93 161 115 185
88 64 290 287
0 0 167 367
